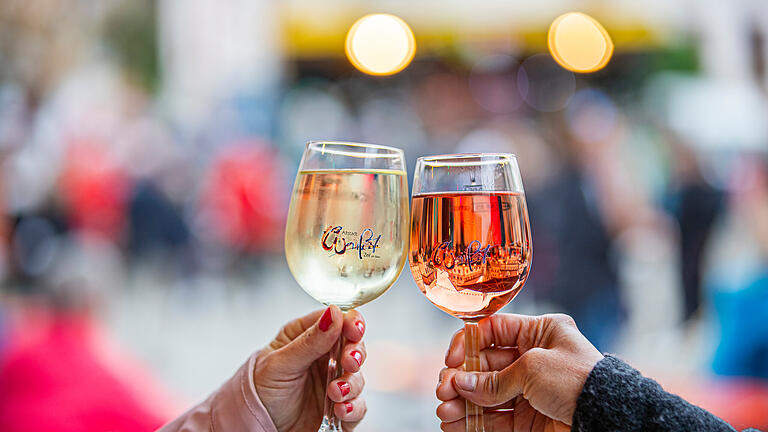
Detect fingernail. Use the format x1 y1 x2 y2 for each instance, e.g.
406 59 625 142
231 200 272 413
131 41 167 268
345 402 354 413
350 350 362 367
337 381 350 397
319 307 333 332
455 372 477 391
355 321 365 335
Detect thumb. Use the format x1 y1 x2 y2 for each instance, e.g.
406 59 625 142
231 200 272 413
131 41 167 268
453 353 532 407
270 305 344 375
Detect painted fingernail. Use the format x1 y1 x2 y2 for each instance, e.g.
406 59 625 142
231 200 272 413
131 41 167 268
350 350 362 367
337 381 351 397
355 321 365 335
319 307 333 332
345 402 354 413
455 372 478 391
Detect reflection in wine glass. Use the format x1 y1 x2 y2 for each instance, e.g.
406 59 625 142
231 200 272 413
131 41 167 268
408 153 532 432
285 141 409 432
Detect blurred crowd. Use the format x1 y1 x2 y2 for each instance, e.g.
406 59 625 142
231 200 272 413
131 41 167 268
1 0 768 431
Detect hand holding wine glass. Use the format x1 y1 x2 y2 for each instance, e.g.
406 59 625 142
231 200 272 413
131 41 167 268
285 141 408 431
435 313 604 432
253 306 368 432
408 153 532 432
157 307 368 432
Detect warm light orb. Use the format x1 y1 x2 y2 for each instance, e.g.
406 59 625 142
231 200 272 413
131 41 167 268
548 12 613 73
345 13 416 76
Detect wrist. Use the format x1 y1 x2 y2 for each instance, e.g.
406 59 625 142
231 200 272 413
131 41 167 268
558 343 603 424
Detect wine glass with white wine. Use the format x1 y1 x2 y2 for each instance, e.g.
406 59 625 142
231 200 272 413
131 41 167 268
285 141 409 432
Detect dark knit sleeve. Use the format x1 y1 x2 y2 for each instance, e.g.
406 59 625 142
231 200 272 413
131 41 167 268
571 355 762 432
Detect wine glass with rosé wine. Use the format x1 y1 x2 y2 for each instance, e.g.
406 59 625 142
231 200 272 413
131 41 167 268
285 141 409 432
408 153 532 432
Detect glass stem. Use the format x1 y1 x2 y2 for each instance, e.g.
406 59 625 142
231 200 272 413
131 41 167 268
319 323 345 431
464 321 485 432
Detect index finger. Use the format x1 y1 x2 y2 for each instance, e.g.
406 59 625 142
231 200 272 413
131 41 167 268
445 314 549 367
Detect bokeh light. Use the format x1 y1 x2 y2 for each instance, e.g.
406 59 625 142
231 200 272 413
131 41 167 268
345 13 416 76
548 12 613 73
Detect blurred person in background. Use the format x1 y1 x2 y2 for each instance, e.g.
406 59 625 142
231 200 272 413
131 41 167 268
127 178 193 268
198 142 290 258
412 68 480 154
666 136 725 324
530 94 639 351
707 155 768 380
58 141 131 243
160 306 368 432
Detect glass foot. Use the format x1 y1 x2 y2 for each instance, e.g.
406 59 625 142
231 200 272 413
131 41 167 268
317 417 343 432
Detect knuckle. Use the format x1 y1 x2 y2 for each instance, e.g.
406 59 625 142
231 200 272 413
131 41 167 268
520 349 545 373
480 370 502 402
268 326 291 349
527 346 546 357
550 313 577 328
277 323 291 337
439 367 450 382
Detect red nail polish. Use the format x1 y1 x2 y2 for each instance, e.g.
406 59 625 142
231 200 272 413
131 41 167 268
355 321 365 335
350 350 362 367
337 381 351 397
319 307 333 332
345 402 354 414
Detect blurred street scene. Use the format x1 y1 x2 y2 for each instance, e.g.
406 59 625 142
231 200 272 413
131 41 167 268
1 0 768 430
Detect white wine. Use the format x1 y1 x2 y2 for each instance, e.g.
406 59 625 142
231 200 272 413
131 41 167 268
285 169 409 309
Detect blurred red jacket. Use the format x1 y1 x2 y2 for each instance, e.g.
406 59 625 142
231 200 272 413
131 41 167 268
0 308 176 432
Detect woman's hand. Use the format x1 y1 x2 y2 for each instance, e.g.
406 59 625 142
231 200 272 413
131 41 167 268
436 314 603 432
253 306 367 432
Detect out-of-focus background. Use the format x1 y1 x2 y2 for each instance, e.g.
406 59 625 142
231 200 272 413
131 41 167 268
1 0 768 430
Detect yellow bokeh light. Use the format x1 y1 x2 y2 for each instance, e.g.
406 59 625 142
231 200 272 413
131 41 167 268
548 12 613 73
345 13 416 76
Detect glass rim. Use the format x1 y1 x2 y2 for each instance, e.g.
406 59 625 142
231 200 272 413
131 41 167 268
417 152 518 167
306 140 405 158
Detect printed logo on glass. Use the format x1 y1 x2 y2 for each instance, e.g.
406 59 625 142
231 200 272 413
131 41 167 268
321 225 382 259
